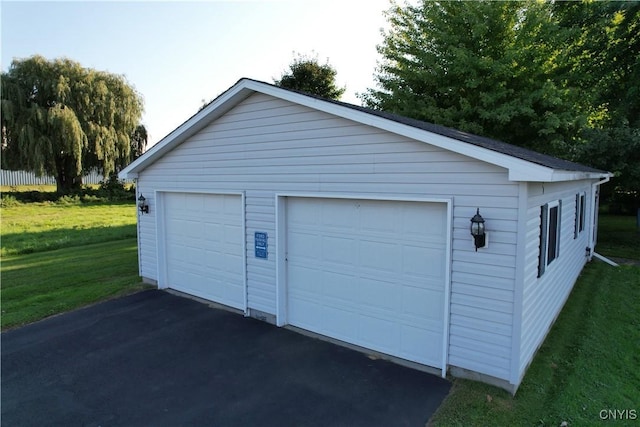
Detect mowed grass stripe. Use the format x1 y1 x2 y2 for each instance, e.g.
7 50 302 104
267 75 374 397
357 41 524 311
1 238 146 330
1 202 137 256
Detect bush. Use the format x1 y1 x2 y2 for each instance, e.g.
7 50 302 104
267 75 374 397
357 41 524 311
3 191 60 204
2 176 135 205
0 194 21 207
96 175 135 201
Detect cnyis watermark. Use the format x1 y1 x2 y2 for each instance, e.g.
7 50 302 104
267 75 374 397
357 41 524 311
599 409 637 421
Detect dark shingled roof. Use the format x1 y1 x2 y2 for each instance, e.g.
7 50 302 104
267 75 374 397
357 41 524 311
250 78 606 174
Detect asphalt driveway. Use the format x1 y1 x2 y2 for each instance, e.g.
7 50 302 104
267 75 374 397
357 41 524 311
1 290 450 426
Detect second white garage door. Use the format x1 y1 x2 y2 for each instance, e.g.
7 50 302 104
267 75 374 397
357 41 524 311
286 197 448 368
163 192 244 310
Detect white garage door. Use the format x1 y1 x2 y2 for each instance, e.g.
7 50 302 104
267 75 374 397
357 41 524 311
286 197 448 367
163 192 244 309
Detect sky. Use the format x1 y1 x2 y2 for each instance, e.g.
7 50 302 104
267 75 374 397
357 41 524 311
1 0 393 146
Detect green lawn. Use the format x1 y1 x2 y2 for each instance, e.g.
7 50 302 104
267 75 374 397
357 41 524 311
431 215 640 426
595 214 640 260
1 197 146 330
1 239 145 329
1 201 137 256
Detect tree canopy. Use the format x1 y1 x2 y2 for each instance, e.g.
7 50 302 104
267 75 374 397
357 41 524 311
363 0 639 211
274 53 346 100
362 0 583 155
1 55 144 192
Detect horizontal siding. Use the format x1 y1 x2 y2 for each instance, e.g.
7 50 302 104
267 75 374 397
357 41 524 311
137 92 519 379
137 198 158 280
519 181 594 378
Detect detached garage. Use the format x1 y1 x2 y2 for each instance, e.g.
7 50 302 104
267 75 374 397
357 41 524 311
120 78 611 393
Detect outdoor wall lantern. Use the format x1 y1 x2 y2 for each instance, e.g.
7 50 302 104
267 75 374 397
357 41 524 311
138 194 149 214
470 208 486 251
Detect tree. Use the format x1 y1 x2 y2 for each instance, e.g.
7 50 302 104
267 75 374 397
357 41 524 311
1 55 144 192
275 53 346 100
552 1 640 129
553 1 640 211
362 0 583 155
129 124 148 163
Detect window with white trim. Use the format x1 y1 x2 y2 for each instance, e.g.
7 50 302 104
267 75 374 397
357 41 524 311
574 192 586 238
538 200 562 277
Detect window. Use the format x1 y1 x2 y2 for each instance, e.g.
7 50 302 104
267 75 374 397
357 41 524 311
538 200 562 277
574 192 586 238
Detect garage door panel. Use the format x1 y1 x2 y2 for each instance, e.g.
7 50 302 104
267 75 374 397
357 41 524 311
360 203 398 234
359 314 399 352
403 287 443 320
323 305 360 340
224 224 242 244
359 240 400 273
288 231 321 261
202 194 223 213
322 235 357 266
289 200 320 225
402 245 440 277
288 265 321 296
358 277 400 311
289 298 323 330
321 201 358 230
323 271 359 303
163 193 244 310
287 197 447 368
203 223 223 242
402 207 447 237
401 326 442 365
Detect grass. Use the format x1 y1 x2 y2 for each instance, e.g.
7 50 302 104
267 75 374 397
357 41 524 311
1 194 146 330
595 214 640 260
1 239 145 329
1 184 58 193
1 201 137 256
431 214 640 426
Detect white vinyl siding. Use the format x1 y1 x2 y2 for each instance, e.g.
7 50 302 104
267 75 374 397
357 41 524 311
136 93 520 381
519 181 593 378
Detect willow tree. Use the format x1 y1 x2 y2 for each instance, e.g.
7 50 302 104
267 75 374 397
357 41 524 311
1 56 144 192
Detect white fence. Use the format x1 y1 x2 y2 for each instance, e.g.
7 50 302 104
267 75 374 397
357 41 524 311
1 169 111 186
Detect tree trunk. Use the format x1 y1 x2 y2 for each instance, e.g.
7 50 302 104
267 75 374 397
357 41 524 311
55 155 83 193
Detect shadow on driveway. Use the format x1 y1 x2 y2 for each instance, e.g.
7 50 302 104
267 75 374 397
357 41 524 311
2 290 450 426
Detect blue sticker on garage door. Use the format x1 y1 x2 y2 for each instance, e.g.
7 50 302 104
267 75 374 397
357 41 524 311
255 232 268 259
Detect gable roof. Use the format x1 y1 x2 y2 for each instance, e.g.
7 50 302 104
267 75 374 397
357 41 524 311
120 78 610 182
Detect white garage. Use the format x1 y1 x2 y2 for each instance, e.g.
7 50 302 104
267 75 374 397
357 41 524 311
282 196 450 369
120 78 611 393
158 192 245 310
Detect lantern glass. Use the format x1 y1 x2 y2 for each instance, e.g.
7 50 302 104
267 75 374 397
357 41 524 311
470 209 485 236
471 221 484 236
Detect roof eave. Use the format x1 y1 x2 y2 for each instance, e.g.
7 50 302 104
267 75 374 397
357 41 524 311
508 168 613 182
118 78 610 183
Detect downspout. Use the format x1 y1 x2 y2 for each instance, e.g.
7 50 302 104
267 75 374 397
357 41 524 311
134 178 143 277
587 175 611 261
